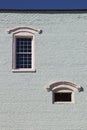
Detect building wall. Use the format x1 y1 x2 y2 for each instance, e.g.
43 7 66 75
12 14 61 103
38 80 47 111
0 11 86 130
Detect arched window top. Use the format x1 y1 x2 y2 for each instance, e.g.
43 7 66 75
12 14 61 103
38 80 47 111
46 81 83 92
8 26 42 34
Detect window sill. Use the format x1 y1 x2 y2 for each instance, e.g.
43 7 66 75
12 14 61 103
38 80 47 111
53 101 74 104
12 68 36 73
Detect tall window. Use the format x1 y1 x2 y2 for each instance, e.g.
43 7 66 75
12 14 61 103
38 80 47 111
16 37 32 69
11 29 35 72
8 27 42 72
12 34 35 72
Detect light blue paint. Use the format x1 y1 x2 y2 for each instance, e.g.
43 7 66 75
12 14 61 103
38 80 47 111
0 11 86 130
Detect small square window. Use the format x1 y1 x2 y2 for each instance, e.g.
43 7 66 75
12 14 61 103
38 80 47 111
46 81 82 104
53 92 73 103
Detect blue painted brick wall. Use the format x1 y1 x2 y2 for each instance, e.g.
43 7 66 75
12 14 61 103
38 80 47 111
0 11 86 130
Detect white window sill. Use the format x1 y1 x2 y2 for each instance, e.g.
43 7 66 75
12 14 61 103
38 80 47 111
12 68 36 73
53 101 74 104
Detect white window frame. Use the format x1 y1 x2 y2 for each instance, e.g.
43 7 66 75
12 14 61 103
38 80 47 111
12 31 35 72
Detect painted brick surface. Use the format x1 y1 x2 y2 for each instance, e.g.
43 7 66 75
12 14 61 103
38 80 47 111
0 11 87 130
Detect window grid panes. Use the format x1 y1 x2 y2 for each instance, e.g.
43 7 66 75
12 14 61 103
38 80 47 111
16 38 32 69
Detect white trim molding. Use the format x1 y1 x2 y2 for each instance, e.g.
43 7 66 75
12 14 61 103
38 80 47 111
46 81 82 92
8 26 42 34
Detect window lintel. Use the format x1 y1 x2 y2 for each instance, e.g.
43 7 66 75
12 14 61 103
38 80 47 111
8 27 42 34
46 81 83 93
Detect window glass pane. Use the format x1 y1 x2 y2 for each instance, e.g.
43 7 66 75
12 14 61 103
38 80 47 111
16 37 32 69
54 92 71 102
16 54 32 69
16 38 32 53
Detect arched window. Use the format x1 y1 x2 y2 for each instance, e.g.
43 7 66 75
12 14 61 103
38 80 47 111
46 81 83 104
8 27 42 72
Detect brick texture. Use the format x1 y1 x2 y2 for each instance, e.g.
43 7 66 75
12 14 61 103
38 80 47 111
0 11 86 130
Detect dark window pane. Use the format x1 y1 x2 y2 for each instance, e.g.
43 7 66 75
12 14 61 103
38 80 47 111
54 93 71 102
16 53 32 69
16 38 32 53
16 37 32 69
